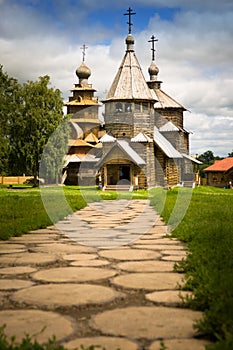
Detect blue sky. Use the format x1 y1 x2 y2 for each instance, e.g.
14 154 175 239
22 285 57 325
0 0 233 156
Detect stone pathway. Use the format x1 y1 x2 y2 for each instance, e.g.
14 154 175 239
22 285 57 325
0 199 211 350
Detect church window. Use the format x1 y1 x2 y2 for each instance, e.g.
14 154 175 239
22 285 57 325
125 103 132 112
142 102 148 111
116 102 123 112
135 102 140 112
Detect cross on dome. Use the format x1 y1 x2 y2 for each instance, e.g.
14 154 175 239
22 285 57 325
124 7 136 34
148 35 158 61
80 44 88 62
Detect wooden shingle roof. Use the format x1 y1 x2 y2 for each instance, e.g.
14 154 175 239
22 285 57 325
103 35 156 102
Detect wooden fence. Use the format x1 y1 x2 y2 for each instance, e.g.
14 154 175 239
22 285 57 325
0 176 33 185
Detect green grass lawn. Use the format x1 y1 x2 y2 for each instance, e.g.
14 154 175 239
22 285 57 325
0 185 148 240
1 185 233 349
151 186 233 350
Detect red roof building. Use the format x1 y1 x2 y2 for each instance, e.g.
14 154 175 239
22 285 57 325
204 157 233 188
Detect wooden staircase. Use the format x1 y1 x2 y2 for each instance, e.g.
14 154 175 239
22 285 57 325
182 181 195 188
103 184 133 192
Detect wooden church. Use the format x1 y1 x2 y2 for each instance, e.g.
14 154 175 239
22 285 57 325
63 8 200 189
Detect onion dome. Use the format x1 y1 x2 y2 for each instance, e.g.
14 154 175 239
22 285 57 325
126 34 135 51
76 62 91 86
148 61 159 81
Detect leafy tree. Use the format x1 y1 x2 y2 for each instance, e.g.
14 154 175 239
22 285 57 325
40 119 70 184
0 65 21 175
228 150 233 157
197 150 215 165
8 75 68 185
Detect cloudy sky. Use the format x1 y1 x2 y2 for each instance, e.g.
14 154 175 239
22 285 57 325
1 0 233 156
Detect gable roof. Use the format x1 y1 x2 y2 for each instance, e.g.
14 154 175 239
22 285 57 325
152 88 186 110
131 132 153 143
182 153 203 164
154 127 183 159
68 139 94 147
204 158 233 172
159 121 180 132
64 154 99 167
84 132 99 143
99 133 116 142
96 140 145 168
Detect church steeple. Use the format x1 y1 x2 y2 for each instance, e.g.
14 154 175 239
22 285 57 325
103 8 155 102
124 7 136 52
65 43 100 115
75 44 91 86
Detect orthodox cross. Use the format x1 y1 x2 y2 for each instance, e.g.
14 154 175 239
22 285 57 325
148 35 158 61
124 7 136 34
80 44 88 62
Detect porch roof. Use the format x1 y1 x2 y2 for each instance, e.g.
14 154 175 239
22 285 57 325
153 127 183 159
96 140 146 168
64 154 99 167
182 153 202 164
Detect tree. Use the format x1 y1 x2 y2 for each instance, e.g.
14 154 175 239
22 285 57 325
0 65 21 175
39 119 70 184
197 150 215 165
228 150 233 157
8 75 68 185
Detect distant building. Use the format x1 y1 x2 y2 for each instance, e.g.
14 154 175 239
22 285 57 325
204 157 233 188
63 9 200 189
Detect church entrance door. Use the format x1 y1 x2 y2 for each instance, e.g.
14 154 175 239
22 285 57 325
119 165 130 181
106 164 131 186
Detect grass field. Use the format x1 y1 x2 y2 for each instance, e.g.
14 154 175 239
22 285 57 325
0 185 148 240
1 185 233 349
151 186 233 350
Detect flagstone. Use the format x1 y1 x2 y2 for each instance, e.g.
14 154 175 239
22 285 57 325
64 336 138 350
0 309 74 343
70 259 110 267
112 272 183 290
62 253 98 261
98 248 160 261
149 338 212 350
0 266 37 275
32 243 95 253
162 250 188 256
117 260 175 272
0 279 34 290
145 290 192 305
0 252 57 265
135 238 183 245
10 234 60 242
91 306 202 339
162 255 186 262
132 244 185 250
140 232 168 239
28 228 59 234
0 243 27 254
12 284 123 307
32 267 116 282
146 238 182 244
